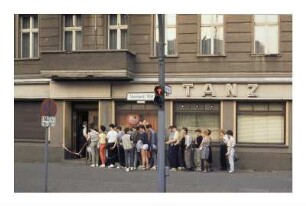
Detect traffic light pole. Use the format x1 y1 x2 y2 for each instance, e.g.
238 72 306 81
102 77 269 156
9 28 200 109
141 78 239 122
157 14 166 192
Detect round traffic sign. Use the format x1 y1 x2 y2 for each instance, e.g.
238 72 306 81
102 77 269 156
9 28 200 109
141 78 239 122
40 99 57 116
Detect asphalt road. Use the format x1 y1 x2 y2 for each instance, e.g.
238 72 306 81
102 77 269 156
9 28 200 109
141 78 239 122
14 161 292 193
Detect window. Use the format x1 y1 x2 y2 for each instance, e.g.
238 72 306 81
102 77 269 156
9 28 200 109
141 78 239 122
200 15 224 55
154 14 177 56
63 14 82 51
254 15 279 54
20 15 39 58
174 102 220 141
108 14 128 49
237 102 285 144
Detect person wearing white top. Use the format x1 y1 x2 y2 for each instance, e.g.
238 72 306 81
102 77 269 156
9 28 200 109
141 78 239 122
106 124 118 168
225 130 236 173
166 125 179 171
182 127 193 171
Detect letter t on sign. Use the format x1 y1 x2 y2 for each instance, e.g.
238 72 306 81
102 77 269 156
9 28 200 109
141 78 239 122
183 84 194 97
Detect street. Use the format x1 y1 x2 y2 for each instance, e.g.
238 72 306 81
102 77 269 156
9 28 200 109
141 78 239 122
14 160 292 193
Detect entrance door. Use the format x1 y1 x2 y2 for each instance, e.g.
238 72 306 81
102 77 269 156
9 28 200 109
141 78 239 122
71 102 98 159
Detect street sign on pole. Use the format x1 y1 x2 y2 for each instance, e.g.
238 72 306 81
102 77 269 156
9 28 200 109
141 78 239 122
40 98 57 192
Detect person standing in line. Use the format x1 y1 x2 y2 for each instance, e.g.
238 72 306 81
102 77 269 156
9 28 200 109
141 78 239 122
199 129 211 173
182 127 193 171
106 124 118 168
225 130 236 173
207 129 214 172
87 123 100 167
147 124 158 170
122 127 133 172
77 121 87 158
193 129 203 171
219 129 228 171
178 128 186 171
131 126 141 170
139 125 149 170
98 125 107 168
115 126 125 168
145 124 152 168
166 125 179 171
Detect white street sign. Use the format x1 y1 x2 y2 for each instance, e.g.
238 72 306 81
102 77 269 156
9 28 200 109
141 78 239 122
41 116 56 127
165 84 172 94
127 93 154 101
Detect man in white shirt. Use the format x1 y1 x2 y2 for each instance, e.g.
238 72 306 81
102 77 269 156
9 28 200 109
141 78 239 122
166 125 179 171
225 130 236 173
106 124 118 168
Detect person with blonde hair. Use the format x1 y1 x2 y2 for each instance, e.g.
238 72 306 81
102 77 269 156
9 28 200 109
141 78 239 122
199 129 211 173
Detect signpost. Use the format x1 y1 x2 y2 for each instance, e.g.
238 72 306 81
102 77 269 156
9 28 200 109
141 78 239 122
40 98 57 192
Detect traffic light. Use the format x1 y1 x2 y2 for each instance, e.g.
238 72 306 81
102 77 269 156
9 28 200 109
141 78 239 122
154 86 164 108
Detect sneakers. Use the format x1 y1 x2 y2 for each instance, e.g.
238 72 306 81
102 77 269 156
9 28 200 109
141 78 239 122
90 164 95 167
170 168 177 172
151 166 157 170
108 164 115 168
130 167 134 171
116 165 121 169
95 164 99 167
228 170 234 173
125 168 130 172
196 167 201 171
100 164 105 168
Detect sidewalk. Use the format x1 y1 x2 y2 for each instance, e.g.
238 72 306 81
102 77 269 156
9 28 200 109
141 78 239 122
14 161 292 193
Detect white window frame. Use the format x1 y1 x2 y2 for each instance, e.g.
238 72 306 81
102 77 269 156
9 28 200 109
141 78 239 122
153 14 177 56
20 15 39 58
200 14 224 55
108 14 128 49
63 14 82 51
254 15 279 54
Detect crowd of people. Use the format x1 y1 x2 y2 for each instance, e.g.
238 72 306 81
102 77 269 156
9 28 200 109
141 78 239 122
82 122 236 174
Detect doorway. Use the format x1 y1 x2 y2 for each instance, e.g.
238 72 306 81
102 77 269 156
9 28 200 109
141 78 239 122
71 102 98 159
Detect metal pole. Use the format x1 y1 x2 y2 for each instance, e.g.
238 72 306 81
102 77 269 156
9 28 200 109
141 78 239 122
157 14 166 192
44 126 49 192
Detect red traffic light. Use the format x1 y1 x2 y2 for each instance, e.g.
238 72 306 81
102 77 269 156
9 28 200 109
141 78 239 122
154 86 163 95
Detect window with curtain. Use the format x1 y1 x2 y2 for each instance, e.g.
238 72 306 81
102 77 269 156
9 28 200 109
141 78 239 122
174 102 220 141
237 102 285 144
154 14 177 56
20 15 39 58
254 15 279 54
200 15 224 55
63 14 82 51
108 14 128 49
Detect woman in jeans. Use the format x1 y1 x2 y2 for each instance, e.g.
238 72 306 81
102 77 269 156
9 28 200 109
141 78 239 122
122 127 133 171
98 125 107 168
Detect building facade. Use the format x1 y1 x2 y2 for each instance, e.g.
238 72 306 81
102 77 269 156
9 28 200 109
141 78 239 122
14 14 292 170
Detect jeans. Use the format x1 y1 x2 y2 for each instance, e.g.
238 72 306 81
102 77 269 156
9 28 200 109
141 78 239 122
124 148 133 168
151 149 157 167
168 144 179 169
228 148 235 172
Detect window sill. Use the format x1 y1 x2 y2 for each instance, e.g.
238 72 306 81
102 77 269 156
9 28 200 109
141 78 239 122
197 54 226 58
14 139 45 143
250 53 282 57
14 57 41 61
149 55 179 59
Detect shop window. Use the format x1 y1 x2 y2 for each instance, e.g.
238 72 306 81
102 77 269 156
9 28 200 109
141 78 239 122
174 102 220 141
237 102 285 144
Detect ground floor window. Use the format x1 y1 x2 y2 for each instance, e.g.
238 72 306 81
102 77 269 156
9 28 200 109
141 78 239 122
115 102 158 130
237 102 285 144
174 102 220 141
